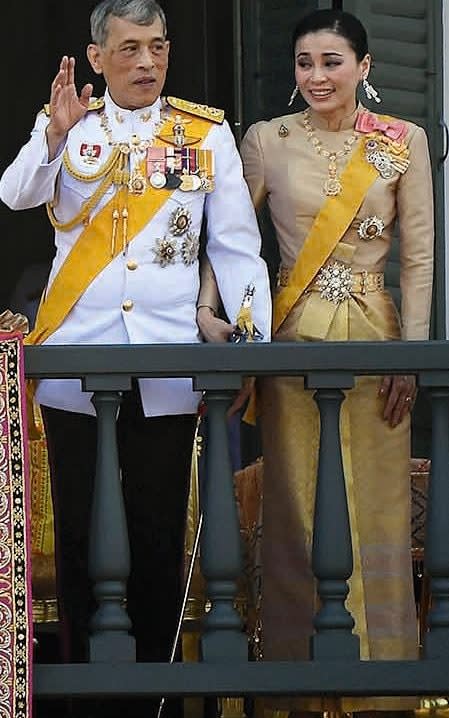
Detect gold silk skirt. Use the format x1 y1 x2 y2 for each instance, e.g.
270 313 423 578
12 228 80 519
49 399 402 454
29 408 58 624
260 287 418 712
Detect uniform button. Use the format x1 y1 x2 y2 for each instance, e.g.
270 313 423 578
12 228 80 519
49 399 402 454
122 300 134 312
126 259 138 270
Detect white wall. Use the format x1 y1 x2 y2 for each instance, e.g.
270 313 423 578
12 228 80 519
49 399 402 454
444 0 449 337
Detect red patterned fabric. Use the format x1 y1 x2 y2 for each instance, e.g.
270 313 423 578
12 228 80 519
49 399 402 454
0 333 32 718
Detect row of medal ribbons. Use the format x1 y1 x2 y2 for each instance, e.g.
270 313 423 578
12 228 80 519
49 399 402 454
147 146 215 192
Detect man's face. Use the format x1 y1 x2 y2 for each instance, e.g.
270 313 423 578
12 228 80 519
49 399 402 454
87 15 169 110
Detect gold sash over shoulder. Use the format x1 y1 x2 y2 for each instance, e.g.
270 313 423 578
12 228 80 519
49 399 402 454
245 137 379 424
26 112 213 347
273 139 378 333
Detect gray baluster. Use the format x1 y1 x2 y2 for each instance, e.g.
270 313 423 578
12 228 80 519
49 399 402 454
424 384 449 658
88 388 135 662
200 387 247 661
310 382 359 659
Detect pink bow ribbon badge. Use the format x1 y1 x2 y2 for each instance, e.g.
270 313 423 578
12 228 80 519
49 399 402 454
355 111 407 143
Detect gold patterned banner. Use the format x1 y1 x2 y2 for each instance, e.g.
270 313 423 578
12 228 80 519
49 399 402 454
0 333 33 718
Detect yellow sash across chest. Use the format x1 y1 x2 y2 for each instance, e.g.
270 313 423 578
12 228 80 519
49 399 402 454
273 138 378 333
244 137 379 426
25 113 213 347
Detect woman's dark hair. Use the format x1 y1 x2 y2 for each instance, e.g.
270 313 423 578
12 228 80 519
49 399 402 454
292 9 369 61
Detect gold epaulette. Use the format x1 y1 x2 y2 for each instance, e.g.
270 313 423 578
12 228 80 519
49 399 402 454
166 97 224 124
41 96 105 117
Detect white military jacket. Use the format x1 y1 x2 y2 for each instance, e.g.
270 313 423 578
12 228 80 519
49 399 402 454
0 90 271 416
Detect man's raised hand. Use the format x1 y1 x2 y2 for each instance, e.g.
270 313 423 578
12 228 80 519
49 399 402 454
46 56 93 159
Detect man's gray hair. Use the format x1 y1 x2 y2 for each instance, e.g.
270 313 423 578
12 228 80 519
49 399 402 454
90 0 167 46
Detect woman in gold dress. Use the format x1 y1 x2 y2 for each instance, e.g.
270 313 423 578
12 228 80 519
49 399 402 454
237 8 434 716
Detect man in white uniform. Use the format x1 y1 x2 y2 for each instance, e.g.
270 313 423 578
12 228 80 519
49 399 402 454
0 1 270 715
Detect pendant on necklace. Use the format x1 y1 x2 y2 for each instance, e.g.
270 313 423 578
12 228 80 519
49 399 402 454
323 178 342 196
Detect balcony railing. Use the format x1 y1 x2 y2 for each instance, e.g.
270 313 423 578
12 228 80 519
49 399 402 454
25 340 449 702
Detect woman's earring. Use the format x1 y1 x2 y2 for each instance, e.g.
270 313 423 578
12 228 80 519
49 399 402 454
288 86 299 107
362 77 381 104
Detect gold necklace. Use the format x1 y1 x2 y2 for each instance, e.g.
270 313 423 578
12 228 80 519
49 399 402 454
303 108 359 196
98 107 170 195
99 107 169 151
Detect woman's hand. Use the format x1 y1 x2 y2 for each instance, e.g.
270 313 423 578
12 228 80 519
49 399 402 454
379 374 417 428
196 306 234 343
46 56 93 160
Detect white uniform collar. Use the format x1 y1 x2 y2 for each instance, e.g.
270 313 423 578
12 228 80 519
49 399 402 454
103 89 162 138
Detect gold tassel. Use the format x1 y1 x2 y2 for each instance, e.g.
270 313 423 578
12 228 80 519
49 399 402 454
111 209 119 256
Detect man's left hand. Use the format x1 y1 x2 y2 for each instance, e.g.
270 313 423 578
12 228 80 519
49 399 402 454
197 306 234 343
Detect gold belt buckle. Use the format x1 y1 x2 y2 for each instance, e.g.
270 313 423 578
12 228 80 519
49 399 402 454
316 261 352 304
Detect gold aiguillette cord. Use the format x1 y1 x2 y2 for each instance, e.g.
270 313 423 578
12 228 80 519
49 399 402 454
122 206 129 254
111 207 120 257
110 151 130 257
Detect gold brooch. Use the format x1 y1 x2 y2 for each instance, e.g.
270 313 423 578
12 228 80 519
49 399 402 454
316 262 353 304
160 114 199 147
181 233 200 265
169 207 192 235
278 124 289 138
128 169 147 195
152 237 178 267
357 216 385 241
364 137 410 178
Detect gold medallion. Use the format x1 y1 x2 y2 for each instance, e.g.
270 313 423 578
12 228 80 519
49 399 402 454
179 175 195 192
358 216 385 241
323 178 342 196
128 170 147 195
169 207 192 235
181 232 200 265
152 237 178 267
303 109 358 199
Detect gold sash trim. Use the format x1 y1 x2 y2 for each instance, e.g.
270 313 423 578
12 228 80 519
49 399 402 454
273 140 378 334
25 113 213 347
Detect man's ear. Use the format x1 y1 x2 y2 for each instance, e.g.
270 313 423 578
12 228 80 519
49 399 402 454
87 44 103 75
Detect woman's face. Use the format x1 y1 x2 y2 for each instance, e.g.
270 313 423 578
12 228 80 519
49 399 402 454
294 30 370 118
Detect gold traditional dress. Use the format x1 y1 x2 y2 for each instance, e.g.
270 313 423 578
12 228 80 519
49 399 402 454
240 106 434 712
